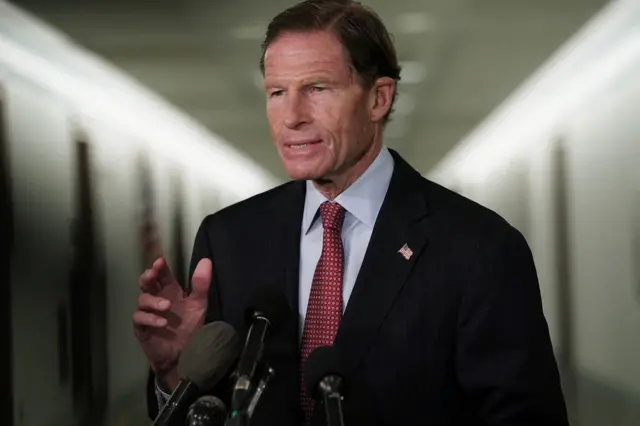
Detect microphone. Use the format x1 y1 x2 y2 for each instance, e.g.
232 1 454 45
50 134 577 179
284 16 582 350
186 395 227 426
153 321 241 426
225 364 274 426
304 346 347 426
230 286 290 414
245 363 275 418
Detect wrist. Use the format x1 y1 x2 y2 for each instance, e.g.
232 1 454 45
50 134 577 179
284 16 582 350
156 366 180 392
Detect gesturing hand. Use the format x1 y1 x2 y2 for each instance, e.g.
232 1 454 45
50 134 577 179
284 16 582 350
133 257 211 389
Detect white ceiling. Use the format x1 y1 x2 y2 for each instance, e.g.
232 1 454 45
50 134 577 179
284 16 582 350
12 0 609 182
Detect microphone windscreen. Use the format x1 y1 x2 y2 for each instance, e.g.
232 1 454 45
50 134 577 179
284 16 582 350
244 285 290 330
303 345 346 399
186 395 227 426
178 321 241 390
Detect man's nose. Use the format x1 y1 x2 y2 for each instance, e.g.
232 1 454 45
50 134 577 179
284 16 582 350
283 93 309 129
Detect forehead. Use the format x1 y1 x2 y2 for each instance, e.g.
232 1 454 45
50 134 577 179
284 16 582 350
263 31 352 80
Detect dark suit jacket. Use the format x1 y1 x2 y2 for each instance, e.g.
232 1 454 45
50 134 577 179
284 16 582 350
147 150 568 425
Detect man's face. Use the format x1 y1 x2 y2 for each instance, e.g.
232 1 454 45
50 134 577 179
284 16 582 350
263 30 383 182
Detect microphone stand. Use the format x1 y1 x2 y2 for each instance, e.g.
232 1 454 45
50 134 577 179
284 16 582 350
225 363 275 426
246 364 275 417
319 376 346 426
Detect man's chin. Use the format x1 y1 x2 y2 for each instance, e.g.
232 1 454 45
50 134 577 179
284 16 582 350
286 172 319 182
283 165 326 182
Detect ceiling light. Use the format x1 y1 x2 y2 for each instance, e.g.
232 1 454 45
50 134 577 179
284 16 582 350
230 23 265 40
399 61 427 84
394 93 415 116
428 0 640 185
395 12 435 34
0 29 279 199
386 116 406 139
252 70 264 92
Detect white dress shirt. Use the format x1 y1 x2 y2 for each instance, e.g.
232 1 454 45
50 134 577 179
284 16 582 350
297 146 394 337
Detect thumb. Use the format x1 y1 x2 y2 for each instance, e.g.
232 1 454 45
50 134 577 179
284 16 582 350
190 258 212 301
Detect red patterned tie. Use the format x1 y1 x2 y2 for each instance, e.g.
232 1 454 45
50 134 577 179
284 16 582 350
300 201 345 424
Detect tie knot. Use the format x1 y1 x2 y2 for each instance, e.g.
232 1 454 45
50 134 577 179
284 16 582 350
319 201 345 231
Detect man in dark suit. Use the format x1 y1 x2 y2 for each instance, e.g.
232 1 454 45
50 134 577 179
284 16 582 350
133 1 569 424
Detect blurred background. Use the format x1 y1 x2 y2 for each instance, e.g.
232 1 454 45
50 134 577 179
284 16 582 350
0 0 638 425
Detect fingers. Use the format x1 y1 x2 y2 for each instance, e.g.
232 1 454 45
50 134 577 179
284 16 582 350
134 257 180 339
138 268 159 293
155 257 177 288
133 310 167 328
190 258 212 300
138 257 176 294
138 292 171 312
133 292 171 329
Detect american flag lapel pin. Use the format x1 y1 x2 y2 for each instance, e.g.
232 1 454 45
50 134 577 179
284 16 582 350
398 243 413 260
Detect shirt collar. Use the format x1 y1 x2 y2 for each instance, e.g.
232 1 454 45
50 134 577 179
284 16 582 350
302 146 394 234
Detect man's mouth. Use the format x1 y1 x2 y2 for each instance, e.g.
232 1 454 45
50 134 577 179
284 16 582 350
286 140 322 149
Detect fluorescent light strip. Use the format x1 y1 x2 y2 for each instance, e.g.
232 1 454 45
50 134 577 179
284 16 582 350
0 35 279 200
462 29 640 183
429 0 640 184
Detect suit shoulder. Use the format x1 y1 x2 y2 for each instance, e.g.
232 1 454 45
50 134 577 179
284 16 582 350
421 177 520 240
201 180 300 226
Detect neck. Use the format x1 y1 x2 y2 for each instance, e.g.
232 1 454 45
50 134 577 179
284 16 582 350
313 141 382 200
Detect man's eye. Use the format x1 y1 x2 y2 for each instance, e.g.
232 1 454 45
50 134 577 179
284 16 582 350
311 86 326 92
269 90 283 97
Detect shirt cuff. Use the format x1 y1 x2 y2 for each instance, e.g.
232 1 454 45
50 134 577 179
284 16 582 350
155 377 172 408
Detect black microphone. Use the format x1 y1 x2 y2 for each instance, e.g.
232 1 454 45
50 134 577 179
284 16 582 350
153 321 241 426
226 363 276 426
304 346 347 426
186 395 227 426
230 286 290 414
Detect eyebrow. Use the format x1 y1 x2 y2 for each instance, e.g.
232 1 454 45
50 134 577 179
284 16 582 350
264 75 339 90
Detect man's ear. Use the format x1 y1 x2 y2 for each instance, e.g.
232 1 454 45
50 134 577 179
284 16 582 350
369 77 396 123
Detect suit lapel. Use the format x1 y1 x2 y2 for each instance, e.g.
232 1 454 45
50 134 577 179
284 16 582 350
334 151 431 375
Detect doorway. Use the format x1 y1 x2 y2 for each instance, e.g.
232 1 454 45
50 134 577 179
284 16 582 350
171 171 186 287
68 132 108 425
553 138 573 369
0 84 14 426
137 153 161 270
552 137 576 419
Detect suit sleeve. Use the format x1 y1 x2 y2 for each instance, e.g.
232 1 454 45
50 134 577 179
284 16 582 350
456 225 569 425
146 214 221 420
